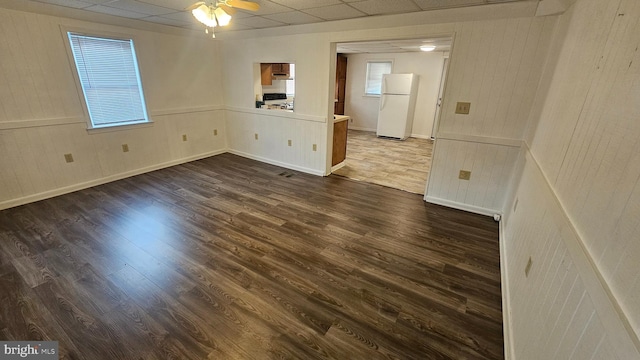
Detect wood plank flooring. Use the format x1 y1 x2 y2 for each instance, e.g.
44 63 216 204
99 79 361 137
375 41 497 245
0 153 502 359
333 130 433 194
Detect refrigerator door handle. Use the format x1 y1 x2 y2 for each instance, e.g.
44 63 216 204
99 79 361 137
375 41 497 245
379 94 386 111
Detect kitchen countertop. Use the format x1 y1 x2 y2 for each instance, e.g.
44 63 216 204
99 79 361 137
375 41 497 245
333 115 350 123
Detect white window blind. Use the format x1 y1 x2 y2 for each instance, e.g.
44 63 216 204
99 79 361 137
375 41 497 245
365 61 392 96
68 33 149 128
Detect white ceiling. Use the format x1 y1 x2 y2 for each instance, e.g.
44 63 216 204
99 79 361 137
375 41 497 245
22 0 533 32
337 37 452 54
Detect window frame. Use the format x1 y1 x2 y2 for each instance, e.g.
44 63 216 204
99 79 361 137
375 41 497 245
364 60 393 97
62 27 152 132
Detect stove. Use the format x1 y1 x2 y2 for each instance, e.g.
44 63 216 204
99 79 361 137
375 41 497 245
262 93 293 110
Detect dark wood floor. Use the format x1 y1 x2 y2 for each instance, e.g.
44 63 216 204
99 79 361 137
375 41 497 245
0 153 503 359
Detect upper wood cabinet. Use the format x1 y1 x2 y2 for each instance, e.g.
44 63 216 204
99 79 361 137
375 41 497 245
271 63 290 75
260 63 272 85
260 63 291 85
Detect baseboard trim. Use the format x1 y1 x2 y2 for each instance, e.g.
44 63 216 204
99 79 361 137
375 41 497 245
0 149 227 211
410 133 433 139
331 162 346 172
499 218 515 360
424 195 497 217
228 149 325 177
348 126 376 132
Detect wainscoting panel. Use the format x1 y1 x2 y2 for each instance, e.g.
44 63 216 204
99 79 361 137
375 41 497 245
502 150 639 360
225 110 327 176
426 138 520 214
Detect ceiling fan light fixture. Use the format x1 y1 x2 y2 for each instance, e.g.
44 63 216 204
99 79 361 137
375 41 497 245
214 7 232 26
420 45 436 52
192 4 217 28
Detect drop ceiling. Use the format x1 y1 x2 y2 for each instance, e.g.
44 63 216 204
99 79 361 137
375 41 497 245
18 0 534 33
337 37 452 54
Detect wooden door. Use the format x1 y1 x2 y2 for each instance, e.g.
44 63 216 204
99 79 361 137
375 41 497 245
334 54 347 115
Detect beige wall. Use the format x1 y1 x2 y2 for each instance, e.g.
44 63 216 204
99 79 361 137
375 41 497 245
0 7 227 209
220 3 555 215
502 0 640 358
344 51 446 138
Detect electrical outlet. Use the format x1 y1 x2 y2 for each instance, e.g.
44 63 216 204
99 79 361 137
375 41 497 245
525 256 533 277
255 133 258 140
214 129 218 136
458 170 471 180
312 144 317 151
122 144 129 152
288 139 292 146
64 153 74 163
455 102 471 114
182 134 187 141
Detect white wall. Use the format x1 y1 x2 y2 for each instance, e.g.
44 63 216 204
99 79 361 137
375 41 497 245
426 14 556 214
0 7 227 209
220 2 555 216
502 0 640 358
344 52 445 138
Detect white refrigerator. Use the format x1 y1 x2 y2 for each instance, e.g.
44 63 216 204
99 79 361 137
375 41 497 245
376 73 419 140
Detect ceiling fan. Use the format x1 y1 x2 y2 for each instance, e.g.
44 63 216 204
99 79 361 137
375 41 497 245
187 0 260 37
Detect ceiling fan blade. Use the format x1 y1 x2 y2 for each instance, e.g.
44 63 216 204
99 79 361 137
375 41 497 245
185 1 206 11
219 4 237 15
227 0 260 11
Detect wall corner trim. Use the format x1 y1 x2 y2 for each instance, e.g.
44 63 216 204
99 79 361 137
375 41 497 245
227 149 325 177
424 195 497 216
499 217 516 360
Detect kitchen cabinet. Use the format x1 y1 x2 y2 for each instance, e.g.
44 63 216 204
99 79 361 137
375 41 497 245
260 63 272 85
332 116 349 166
271 63 290 75
261 63 291 85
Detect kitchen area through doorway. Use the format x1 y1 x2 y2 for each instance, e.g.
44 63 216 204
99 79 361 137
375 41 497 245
330 37 452 195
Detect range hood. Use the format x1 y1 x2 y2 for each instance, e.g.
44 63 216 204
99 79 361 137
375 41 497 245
272 75 293 80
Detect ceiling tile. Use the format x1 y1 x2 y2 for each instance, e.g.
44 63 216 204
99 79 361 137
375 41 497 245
413 0 485 10
263 10 323 25
269 0 342 10
348 0 421 15
234 16 286 28
158 10 195 22
83 4 148 18
142 15 191 26
102 0 175 16
302 4 366 20
32 0 95 9
240 0 291 15
19 0 533 31
136 0 195 11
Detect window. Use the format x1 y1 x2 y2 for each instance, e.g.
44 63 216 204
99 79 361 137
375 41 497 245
365 61 392 96
67 33 149 129
286 63 295 96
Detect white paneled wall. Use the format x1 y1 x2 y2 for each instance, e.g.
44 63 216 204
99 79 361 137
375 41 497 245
503 150 639 359
426 139 520 215
529 0 640 334
225 110 326 175
427 15 556 214
439 16 557 139
0 8 227 209
502 0 640 357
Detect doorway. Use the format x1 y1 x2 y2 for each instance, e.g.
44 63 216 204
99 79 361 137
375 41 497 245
329 37 452 195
